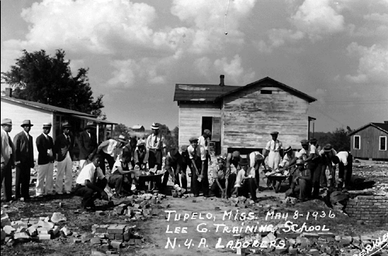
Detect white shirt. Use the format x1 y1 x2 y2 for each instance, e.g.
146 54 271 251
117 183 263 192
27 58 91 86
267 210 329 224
337 151 349 166
101 139 118 156
187 145 206 161
265 140 282 152
279 151 295 168
76 162 105 185
198 135 208 150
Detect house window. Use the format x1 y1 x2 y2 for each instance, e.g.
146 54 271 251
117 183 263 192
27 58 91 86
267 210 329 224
261 90 272 94
379 136 387 151
353 135 361 149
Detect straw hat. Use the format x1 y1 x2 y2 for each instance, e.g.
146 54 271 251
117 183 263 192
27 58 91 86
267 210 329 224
1 118 12 126
21 120 34 127
151 123 160 130
43 123 52 128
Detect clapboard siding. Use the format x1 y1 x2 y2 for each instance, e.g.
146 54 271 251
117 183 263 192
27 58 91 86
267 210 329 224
350 126 388 160
1 101 54 160
178 103 221 147
222 87 308 152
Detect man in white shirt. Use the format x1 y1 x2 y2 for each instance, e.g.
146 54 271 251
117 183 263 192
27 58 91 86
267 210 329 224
234 158 257 201
332 151 353 189
187 137 208 197
74 155 108 210
249 151 265 188
97 134 127 174
146 123 166 171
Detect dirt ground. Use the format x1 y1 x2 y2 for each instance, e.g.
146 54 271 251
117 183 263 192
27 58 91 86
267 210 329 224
1 160 388 256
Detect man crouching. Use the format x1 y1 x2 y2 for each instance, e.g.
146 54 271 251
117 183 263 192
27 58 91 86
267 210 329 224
74 155 109 210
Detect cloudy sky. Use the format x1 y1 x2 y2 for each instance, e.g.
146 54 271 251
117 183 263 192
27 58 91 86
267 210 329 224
2 0 387 132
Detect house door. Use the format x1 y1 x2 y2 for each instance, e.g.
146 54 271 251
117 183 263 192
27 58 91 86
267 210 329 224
202 116 221 155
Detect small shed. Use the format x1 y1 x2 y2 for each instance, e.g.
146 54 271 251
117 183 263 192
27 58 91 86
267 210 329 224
1 95 117 160
174 76 317 155
348 122 388 161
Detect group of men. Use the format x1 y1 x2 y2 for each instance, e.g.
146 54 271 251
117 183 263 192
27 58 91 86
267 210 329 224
1 118 75 202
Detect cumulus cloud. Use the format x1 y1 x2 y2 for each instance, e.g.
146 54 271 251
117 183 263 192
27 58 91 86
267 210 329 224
291 0 345 41
345 42 388 84
255 29 304 53
214 55 254 84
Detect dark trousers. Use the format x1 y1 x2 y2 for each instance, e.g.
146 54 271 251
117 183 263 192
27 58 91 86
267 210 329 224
15 163 31 199
108 173 132 195
286 178 310 201
210 179 226 197
237 178 257 200
149 149 162 170
227 173 236 198
100 152 115 175
310 161 322 198
74 179 107 208
1 162 13 201
190 160 209 197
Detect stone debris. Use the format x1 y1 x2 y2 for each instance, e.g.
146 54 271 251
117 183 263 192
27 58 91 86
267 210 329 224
0 212 71 245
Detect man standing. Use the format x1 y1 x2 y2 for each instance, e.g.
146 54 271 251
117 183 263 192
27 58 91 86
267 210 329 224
263 131 283 171
225 151 240 198
187 137 208 197
1 118 14 202
249 151 265 188
78 121 97 170
35 123 55 197
297 139 319 198
146 123 166 171
13 120 34 201
320 144 337 188
54 121 74 195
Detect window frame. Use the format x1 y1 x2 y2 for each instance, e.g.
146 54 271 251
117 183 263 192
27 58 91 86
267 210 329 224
379 136 387 151
353 135 361 150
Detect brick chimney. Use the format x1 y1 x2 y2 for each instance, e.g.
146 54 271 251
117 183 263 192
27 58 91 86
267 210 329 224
219 75 225 87
4 88 12 97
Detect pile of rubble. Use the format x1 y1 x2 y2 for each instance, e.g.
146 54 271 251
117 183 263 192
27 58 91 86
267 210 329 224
90 224 143 249
1 210 71 246
238 229 387 256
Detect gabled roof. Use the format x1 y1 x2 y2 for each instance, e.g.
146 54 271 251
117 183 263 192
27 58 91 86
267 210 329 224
1 96 117 124
216 77 316 103
173 84 239 103
173 76 316 103
348 122 388 135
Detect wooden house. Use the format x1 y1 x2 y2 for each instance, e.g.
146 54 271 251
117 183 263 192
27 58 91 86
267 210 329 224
1 94 117 160
173 76 317 155
348 122 388 161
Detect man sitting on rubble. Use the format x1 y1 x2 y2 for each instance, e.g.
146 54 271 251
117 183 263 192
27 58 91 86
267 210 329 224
225 151 240 198
210 156 228 198
285 159 311 202
108 148 134 197
74 155 109 210
234 158 257 201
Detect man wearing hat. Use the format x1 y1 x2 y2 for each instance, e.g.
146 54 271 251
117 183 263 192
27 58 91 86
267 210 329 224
78 121 97 169
97 134 127 175
297 139 320 198
146 123 166 171
187 136 208 197
285 159 311 202
263 131 283 171
248 151 265 189
1 118 14 202
13 120 35 200
35 123 55 197
234 158 257 201
54 121 74 195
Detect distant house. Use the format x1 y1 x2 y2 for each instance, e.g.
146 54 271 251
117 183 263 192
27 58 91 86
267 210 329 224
348 122 388 161
1 93 117 160
131 124 145 132
173 76 317 155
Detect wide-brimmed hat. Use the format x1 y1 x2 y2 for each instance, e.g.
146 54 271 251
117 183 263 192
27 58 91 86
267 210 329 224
284 146 292 153
151 123 160 130
62 122 71 129
21 120 34 127
117 134 127 143
1 118 12 126
324 144 333 153
189 136 198 143
43 123 52 128
238 158 249 166
86 121 95 128
300 139 309 145
296 159 304 166
270 131 279 135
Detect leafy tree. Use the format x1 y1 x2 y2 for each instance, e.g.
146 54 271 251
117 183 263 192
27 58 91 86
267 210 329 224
1 49 104 116
328 128 350 151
